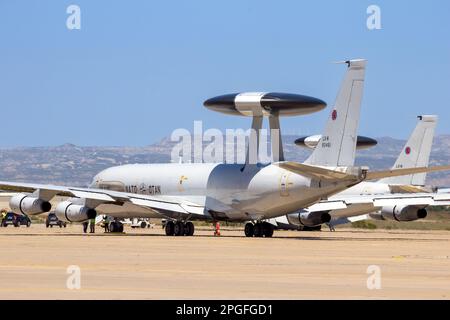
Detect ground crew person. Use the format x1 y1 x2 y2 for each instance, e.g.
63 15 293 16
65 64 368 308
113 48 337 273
214 221 220 236
82 221 88 233
89 218 96 233
103 216 110 233
1 210 7 226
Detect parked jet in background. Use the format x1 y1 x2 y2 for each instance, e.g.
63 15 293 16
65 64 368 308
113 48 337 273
269 114 441 231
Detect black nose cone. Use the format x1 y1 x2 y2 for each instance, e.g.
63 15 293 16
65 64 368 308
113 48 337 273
356 136 378 149
203 93 240 115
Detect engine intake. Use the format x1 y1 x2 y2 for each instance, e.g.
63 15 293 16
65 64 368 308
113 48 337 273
380 205 428 222
55 201 97 223
9 194 52 215
287 210 331 227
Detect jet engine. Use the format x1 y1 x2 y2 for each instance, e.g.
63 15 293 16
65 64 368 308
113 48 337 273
9 194 52 215
287 210 332 227
379 205 428 222
55 201 97 223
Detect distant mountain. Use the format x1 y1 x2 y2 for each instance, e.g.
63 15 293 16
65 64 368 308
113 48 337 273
0 135 449 187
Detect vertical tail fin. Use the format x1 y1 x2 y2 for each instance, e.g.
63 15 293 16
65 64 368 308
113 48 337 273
379 115 437 186
305 59 367 167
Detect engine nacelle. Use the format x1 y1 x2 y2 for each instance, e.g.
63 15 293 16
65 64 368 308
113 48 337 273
9 194 52 215
55 201 97 223
287 210 331 227
379 205 427 222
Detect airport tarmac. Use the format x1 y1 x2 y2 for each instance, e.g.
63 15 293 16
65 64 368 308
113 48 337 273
0 224 449 299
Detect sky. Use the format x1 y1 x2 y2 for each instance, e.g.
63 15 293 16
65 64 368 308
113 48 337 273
0 0 449 147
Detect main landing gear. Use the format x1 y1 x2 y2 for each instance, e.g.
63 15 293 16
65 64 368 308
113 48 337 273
244 222 274 238
165 221 195 236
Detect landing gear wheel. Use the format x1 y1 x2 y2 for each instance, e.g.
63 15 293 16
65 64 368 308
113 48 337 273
244 223 254 237
109 221 124 233
165 221 175 236
109 222 117 233
140 221 146 228
253 223 263 237
262 222 274 238
174 222 185 236
184 222 195 236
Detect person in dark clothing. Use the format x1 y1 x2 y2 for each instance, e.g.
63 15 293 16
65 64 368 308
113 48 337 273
89 218 95 233
82 221 88 233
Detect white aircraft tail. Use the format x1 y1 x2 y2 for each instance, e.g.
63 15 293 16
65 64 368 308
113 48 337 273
305 59 366 167
378 115 437 186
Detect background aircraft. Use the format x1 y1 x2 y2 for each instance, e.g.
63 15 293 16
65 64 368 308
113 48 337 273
269 113 442 231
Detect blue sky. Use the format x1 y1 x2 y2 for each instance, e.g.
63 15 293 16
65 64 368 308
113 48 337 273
0 0 449 146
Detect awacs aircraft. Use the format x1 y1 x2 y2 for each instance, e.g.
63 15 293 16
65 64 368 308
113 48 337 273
268 112 444 231
1 59 449 237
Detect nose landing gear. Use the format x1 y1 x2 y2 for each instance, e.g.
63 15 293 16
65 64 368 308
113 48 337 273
244 222 274 238
109 220 124 233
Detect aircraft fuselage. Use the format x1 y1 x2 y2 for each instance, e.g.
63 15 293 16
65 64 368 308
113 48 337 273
91 163 358 221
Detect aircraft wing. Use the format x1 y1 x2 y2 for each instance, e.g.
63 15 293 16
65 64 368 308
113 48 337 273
306 192 450 220
0 181 206 217
331 214 370 226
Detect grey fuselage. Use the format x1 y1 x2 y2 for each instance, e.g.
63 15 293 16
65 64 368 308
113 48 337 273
90 163 359 222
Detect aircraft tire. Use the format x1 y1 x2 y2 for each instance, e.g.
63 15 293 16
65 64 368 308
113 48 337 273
109 222 116 233
174 222 184 236
109 222 124 233
253 223 263 237
263 223 274 238
244 223 254 237
165 221 175 236
185 222 195 236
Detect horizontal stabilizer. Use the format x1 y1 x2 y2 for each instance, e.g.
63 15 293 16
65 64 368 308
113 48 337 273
365 165 450 181
276 162 361 181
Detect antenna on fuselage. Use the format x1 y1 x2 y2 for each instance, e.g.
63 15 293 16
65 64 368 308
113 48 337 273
203 92 327 169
